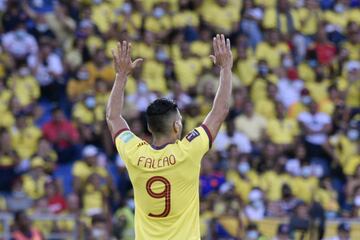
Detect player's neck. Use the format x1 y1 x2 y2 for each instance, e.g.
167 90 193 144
151 135 177 148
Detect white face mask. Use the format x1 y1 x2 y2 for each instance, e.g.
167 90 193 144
238 162 250 174
347 129 359 141
301 96 312 105
246 230 259 239
302 166 311 177
354 196 360 207
122 3 132 14
85 97 96 109
153 7 165 18
283 57 294 68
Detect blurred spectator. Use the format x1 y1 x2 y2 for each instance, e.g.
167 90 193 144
88 214 110 240
214 118 252 153
325 222 351 240
240 0 263 48
273 224 290 240
42 107 80 162
268 184 299 217
22 157 49 200
45 180 66 214
244 188 266 221
6 179 33 212
11 210 44 240
266 102 299 147
2 21 38 60
244 223 267 240
298 101 332 175
235 101 267 143
289 202 310 239
27 40 64 101
255 30 290 69
200 152 225 198
73 146 105 192
0 128 19 192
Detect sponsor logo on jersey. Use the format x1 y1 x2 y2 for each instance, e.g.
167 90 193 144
186 129 200 142
120 132 134 143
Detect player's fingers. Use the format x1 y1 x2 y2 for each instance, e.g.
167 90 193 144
117 41 121 57
127 42 131 59
216 34 221 54
111 49 117 62
121 40 127 58
132 58 143 68
220 34 225 52
212 37 218 56
209 55 216 64
217 34 223 54
226 38 231 51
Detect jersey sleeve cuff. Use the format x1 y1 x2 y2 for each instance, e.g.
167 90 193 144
201 124 213 149
113 128 130 142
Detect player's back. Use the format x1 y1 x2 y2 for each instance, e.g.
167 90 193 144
115 126 212 240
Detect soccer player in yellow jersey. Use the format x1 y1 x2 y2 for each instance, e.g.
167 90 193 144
106 34 233 239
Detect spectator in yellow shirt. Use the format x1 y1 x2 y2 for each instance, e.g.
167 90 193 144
316 177 339 217
267 102 299 146
262 0 300 36
235 46 257 86
72 145 116 197
255 30 290 69
174 43 203 90
22 157 49 200
235 101 267 143
200 0 240 34
10 114 42 161
297 0 323 36
67 65 94 102
86 49 114 85
7 65 40 107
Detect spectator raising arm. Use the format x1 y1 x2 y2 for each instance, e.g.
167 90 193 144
106 41 143 140
203 34 233 139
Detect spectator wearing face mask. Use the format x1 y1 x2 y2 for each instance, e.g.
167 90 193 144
227 151 258 203
7 64 40 108
325 222 351 240
88 214 110 240
298 101 332 176
244 223 267 240
27 40 64 102
244 188 266 221
144 3 172 38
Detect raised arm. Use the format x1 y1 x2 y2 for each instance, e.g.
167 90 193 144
203 34 233 139
106 41 143 140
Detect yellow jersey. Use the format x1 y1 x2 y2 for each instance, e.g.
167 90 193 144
115 125 212 240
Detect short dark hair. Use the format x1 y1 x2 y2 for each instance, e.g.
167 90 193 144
146 98 178 135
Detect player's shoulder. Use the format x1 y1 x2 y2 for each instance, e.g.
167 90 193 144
181 125 212 148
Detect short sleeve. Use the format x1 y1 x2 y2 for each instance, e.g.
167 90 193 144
180 124 213 159
114 129 143 165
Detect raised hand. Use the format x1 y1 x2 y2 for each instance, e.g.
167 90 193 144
210 34 233 69
112 41 143 76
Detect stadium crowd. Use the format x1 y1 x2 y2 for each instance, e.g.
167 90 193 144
0 0 359 239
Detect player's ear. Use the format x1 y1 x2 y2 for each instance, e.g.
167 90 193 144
147 123 153 134
173 120 181 134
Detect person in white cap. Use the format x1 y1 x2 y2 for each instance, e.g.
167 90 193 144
72 145 117 198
